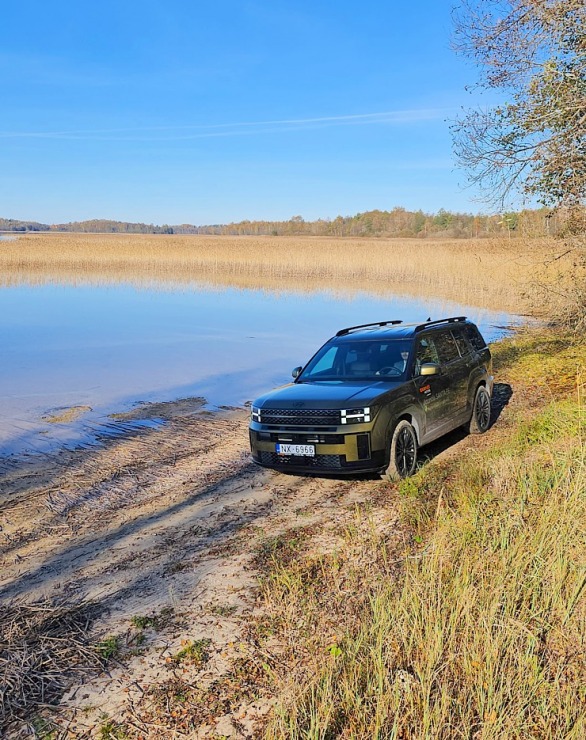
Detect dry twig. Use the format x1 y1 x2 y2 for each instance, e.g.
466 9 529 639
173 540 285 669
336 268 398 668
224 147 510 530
0 600 103 733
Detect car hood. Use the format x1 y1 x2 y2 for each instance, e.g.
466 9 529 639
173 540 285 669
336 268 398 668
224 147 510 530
254 379 404 409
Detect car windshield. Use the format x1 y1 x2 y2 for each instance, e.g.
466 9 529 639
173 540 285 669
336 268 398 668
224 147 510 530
299 339 413 381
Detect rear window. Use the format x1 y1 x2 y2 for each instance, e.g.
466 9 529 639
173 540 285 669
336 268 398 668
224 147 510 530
464 324 487 351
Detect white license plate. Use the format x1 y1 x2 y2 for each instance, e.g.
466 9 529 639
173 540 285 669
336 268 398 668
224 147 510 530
276 443 315 456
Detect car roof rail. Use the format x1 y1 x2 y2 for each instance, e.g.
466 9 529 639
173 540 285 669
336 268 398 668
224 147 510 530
335 320 403 337
414 316 467 333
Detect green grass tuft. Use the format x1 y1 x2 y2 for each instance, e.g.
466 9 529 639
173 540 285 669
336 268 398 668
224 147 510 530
172 638 211 666
96 636 120 661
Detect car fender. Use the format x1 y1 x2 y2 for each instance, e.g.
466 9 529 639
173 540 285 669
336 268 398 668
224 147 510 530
466 366 489 407
374 397 424 447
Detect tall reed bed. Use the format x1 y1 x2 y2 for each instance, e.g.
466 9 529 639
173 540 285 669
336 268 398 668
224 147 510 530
0 232 556 313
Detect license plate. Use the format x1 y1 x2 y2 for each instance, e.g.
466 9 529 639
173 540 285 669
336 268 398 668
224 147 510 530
276 443 315 456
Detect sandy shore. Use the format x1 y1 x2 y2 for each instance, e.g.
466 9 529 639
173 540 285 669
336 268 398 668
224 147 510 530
1 393 508 737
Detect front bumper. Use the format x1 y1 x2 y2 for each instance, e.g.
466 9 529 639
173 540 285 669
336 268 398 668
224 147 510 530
249 426 385 474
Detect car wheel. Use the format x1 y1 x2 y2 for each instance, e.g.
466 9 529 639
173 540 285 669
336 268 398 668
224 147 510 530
469 385 491 434
382 419 418 481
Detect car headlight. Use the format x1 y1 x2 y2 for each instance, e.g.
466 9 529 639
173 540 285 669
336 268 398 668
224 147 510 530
340 407 372 424
251 406 261 422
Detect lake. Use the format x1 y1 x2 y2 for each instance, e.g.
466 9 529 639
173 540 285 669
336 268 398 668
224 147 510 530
0 281 520 456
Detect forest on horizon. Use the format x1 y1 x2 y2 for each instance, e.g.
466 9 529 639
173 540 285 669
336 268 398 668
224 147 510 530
0 205 568 239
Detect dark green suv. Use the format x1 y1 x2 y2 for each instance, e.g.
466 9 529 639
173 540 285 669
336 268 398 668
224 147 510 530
249 317 493 479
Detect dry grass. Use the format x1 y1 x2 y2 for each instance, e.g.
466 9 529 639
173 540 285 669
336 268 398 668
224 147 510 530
252 331 586 738
0 232 562 313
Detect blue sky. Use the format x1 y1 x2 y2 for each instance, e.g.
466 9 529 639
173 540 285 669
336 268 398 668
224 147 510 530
0 1 495 224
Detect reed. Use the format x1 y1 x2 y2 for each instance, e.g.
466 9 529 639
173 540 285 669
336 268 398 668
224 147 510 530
0 232 560 313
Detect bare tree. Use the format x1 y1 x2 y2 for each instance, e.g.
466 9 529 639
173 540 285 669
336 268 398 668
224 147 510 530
452 0 586 210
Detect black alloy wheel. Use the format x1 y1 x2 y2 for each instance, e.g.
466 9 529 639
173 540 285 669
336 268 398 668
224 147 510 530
382 419 418 480
469 385 491 434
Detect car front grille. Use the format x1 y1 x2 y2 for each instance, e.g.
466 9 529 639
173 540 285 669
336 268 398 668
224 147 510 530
259 451 343 469
259 408 340 426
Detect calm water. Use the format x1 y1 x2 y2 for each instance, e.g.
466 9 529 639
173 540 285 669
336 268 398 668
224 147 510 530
0 282 520 456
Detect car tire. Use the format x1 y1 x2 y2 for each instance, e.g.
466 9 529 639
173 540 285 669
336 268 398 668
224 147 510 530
469 385 491 434
382 419 418 481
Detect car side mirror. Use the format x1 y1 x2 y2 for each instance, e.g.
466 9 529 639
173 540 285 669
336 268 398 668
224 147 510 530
292 366 303 379
420 362 441 376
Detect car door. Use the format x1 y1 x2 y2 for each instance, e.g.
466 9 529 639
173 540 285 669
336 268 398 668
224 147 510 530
434 329 470 424
413 334 451 441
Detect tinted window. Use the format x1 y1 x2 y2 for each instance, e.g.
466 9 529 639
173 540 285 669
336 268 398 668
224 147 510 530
464 324 487 351
452 328 471 357
415 336 440 374
434 331 460 363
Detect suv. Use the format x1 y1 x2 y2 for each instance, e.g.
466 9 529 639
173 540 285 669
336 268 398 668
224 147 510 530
249 317 493 479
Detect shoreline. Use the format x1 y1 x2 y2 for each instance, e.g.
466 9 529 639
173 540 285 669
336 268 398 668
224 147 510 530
2 327 583 737
0 378 477 736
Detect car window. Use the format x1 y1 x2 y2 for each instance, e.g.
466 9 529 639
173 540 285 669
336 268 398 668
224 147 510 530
452 328 470 357
434 331 461 363
309 346 339 375
464 324 487 351
301 339 412 380
414 336 440 375
369 342 411 373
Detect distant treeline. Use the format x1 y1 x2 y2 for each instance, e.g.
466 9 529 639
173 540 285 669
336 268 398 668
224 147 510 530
0 207 568 238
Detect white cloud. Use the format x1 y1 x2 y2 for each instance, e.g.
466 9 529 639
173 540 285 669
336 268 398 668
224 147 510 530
0 109 453 141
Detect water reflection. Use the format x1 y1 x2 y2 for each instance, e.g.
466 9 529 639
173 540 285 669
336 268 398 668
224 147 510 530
0 282 520 456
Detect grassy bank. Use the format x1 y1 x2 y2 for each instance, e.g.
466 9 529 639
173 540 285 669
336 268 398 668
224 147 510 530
255 330 586 738
0 232 562 314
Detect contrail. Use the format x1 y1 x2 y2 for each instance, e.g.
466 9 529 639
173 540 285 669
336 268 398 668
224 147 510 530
0 108 452 140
